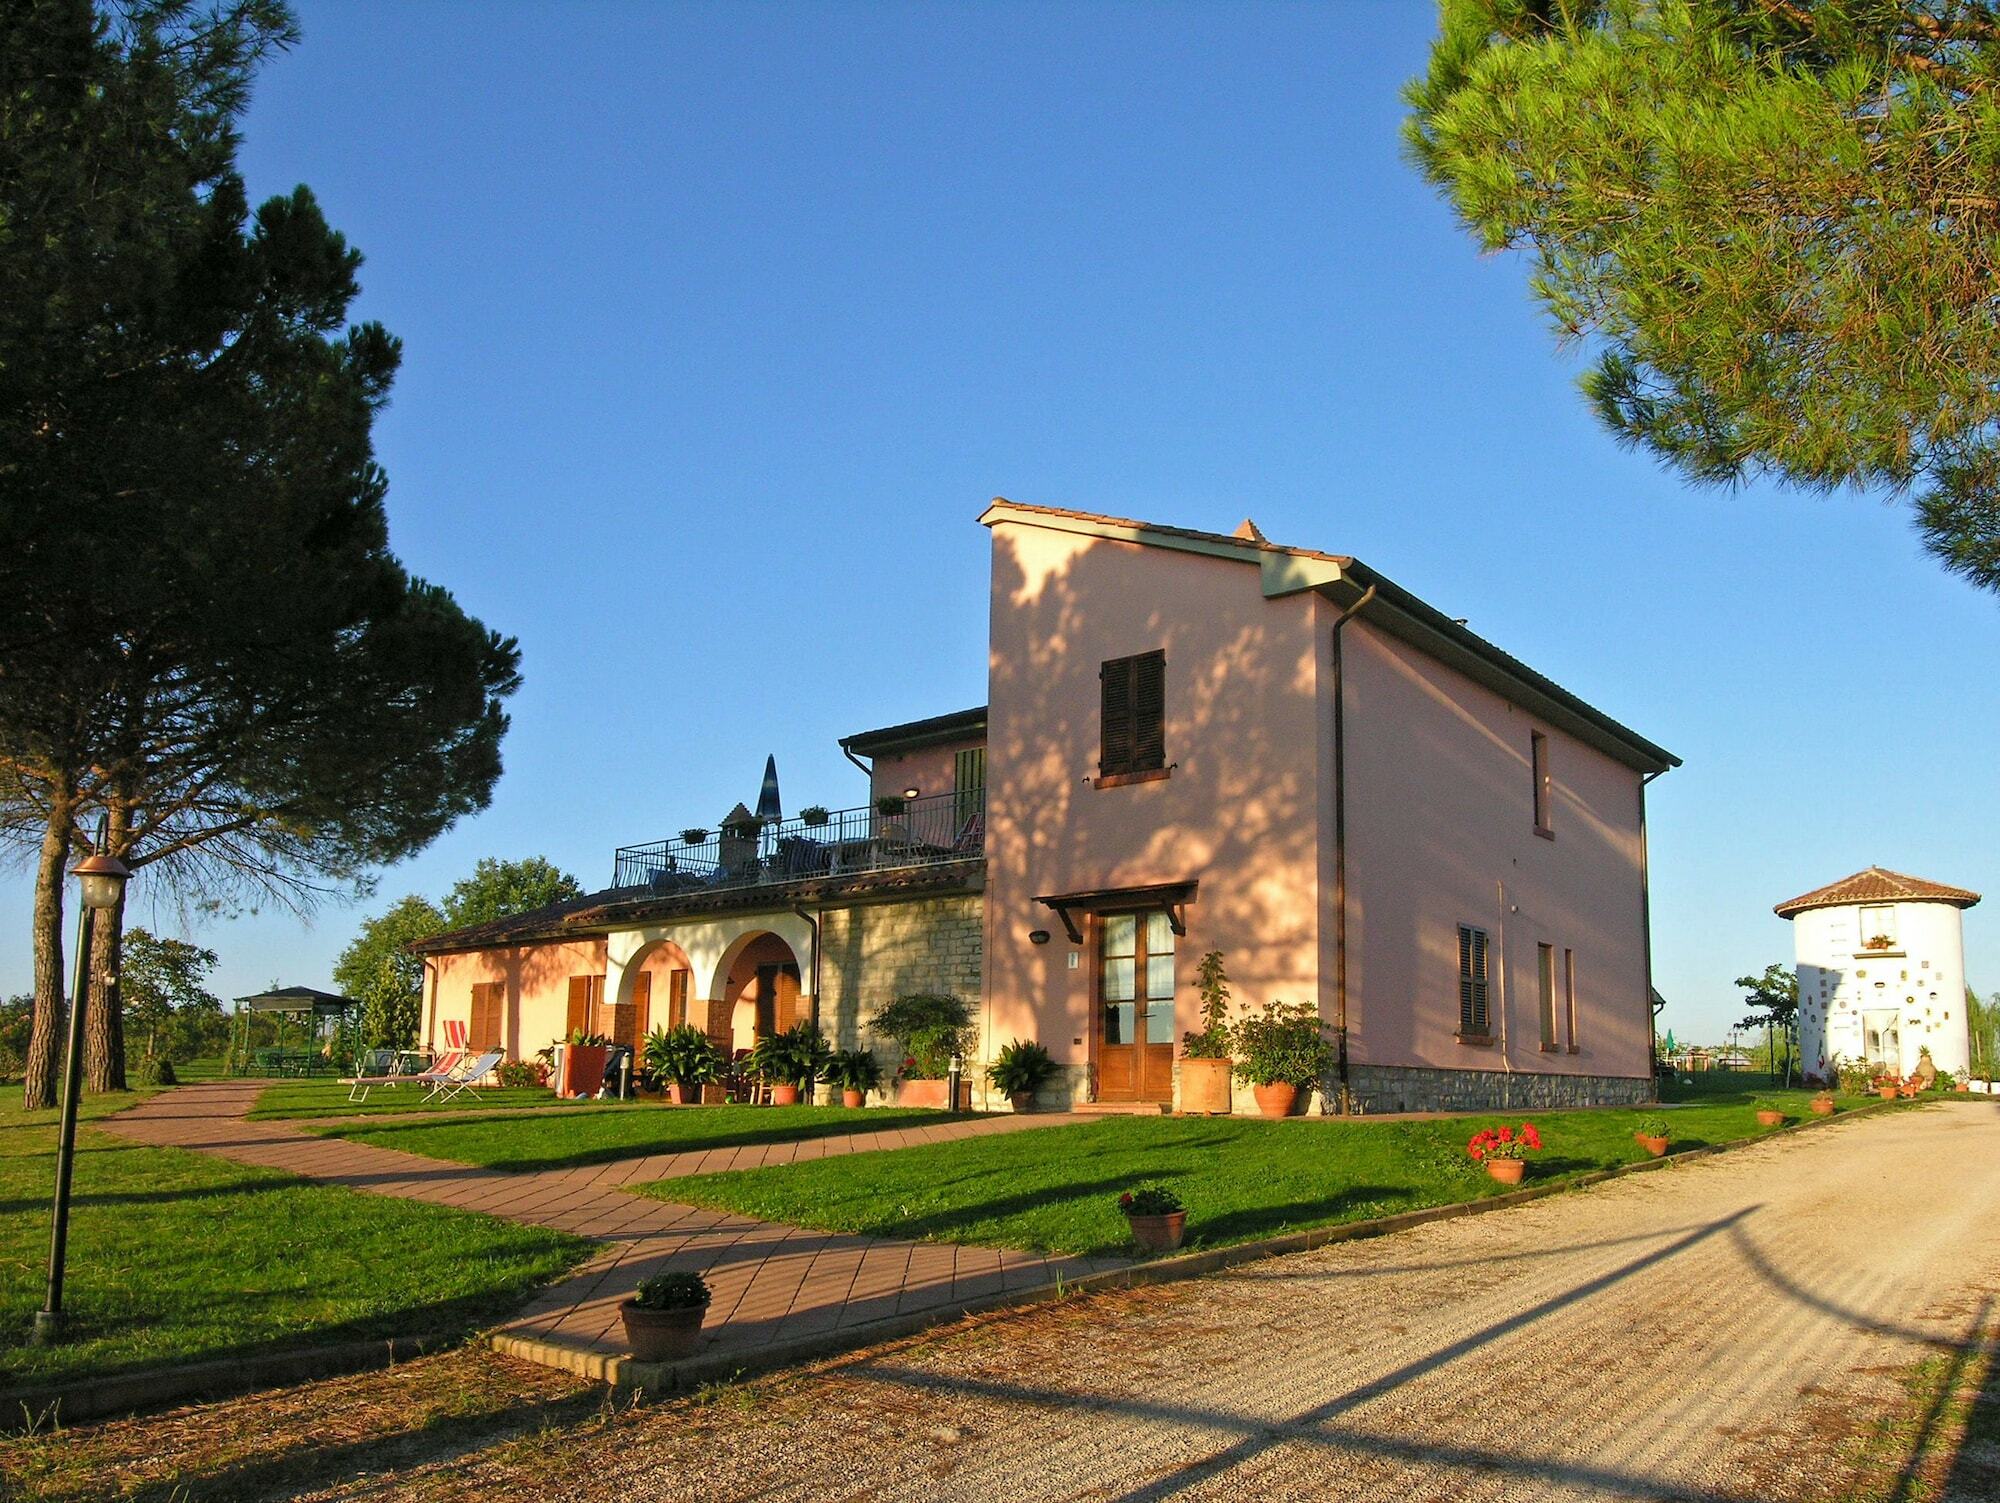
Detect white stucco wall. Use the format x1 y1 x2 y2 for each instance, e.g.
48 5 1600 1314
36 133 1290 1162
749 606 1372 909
1794 901 1970 1078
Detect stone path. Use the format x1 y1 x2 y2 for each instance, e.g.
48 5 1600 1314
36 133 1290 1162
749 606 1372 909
103 1083 1124 1367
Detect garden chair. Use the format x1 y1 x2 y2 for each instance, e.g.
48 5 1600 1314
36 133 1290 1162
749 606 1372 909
343 1048 464 1104
425 1050 503 1106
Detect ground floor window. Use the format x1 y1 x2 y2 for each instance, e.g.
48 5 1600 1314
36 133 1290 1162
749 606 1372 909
1099 910 1175 1101
1457 925 1490 1037
1537 944 1558 1050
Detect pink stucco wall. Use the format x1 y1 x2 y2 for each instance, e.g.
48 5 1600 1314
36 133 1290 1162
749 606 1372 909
868 737 983 809
426 938 606 1061
982 518 1326 1078
1337 615 1652 1081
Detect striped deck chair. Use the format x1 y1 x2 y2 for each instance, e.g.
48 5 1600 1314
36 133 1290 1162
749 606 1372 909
425 1050 503 1106
344 1049 464 1104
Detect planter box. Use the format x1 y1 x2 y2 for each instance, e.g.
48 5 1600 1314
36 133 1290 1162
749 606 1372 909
1178 1057 1232 1115
896 1078 968 1110
559 1044 609 1098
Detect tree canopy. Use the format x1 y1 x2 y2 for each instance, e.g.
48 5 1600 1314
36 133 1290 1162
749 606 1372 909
120 929 224 1064
1735 962 1802 1082
333 894 445 1050
440 857 585 930
1407 1 2000 594
1 0 520 1102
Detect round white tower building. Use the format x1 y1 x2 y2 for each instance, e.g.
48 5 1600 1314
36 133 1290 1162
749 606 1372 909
1776 867 1981 1081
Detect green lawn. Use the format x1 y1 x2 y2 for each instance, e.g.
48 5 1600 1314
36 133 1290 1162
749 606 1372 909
246 1078 591 1120
641 1089 1898 1257
305 1102 950 1171
0 1092 591 1393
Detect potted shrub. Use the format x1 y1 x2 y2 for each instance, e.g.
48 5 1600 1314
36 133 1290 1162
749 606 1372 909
1117 1184 1187 1253
799 805 831 827
1177 950 1234 1115
1633 1114 1671 1157
559 1030 611 1098
748 1021 831 1105
869 992 974 1109
643 1023 723 1105
1810 1090 1836 1116
1231 1000 1334 1117
1755 1105 1786 1127
620 1270 712 1362
821 1048 882 1108
875 794 908 817
679 827 710 844
985 1039 1057 1112
1468 1121 1542 1183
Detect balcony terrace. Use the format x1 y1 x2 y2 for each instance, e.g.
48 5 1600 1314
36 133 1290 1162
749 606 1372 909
611 787 984 895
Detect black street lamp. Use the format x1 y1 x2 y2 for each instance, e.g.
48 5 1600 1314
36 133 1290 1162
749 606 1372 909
31 850 131 1346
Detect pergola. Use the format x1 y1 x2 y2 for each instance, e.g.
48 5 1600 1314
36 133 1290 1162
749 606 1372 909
232 985 363 1075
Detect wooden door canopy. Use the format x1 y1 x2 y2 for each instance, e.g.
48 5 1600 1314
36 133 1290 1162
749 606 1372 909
1035 881 1198 945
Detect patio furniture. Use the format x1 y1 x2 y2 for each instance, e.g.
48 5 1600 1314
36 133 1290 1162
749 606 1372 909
344 1048 465 1104
425 1050 504 1106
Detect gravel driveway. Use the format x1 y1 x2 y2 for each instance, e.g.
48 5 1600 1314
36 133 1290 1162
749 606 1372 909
332 1103 1999 1502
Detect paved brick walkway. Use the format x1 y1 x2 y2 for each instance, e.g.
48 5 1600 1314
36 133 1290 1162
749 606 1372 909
102 1083 1124 1368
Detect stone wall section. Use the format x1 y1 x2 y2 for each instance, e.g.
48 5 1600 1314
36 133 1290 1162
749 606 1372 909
818 893 984 1054
1340 1063 1654 1114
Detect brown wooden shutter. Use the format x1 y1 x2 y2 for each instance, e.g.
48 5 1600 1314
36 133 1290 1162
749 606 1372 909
470 982 502 1051
669 969 689 1029
1133 650 1165 770
630 971 652 1047
566 975 590 1038
1100 657 1136 775
589 974 615 1040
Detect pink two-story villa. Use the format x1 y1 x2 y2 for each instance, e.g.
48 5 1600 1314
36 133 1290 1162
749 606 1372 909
414 501 1677 1113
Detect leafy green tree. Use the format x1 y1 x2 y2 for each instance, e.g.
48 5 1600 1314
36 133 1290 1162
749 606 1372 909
1735 963 1801 1085
333 895 446 1050
1408 2 2000 594
120 929 223 1064
441 858 583 929
1 2 520 1104
1971 986 1998 1078
0 994 30 1079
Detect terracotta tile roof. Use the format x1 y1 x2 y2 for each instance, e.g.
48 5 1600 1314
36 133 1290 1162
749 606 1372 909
986 498 1355 569
1773 866 1982 919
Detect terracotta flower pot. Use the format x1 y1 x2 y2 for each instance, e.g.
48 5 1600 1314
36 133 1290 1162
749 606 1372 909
1178 1057 1233 1115
619 1300 705 1363
1878 1084 1900 1101
1756 1109 1784 1126
1124 1211 1187 1253
1810 1098 1835 1116
769 1083 800 1106
1252 1082 1299 1118
1009 1090 1037 1114
1636 1134 1670 1157
1485 1157 1527 1185
896 1079 964 1110
841 1088 864 1108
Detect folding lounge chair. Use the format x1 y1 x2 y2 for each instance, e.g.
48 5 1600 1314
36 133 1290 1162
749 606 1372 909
425 1050 503 1106
344 1048 464 1104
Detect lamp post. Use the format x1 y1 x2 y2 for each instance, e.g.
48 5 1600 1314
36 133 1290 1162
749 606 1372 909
31 851 131 1346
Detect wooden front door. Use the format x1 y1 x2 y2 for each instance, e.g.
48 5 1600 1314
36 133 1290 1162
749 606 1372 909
1095 912 1176 1102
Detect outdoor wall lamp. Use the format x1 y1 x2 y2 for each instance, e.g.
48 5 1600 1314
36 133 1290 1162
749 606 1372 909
34 848 131 1345
902 785 920 800
1028 929 1051 946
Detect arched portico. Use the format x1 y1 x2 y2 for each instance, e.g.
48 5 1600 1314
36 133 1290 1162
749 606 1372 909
606 910 817 1048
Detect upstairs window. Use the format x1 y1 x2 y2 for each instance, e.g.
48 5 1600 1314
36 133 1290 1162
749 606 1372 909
1458 925 1491 1037
1100 650 1166 780
1537 943 1558 1050
1531 731 1552 837
1859 905 1899 950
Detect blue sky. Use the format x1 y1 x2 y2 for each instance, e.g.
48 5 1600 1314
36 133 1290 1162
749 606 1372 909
7 1 1995 1043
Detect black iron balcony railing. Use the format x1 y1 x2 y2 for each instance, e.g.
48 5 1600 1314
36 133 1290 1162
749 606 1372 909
611 786 985 894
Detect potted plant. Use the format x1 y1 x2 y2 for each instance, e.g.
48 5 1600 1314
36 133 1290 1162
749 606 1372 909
642 1023 723 1105
1755 1105 1786 1126
1633 1114 1671 1157
1862 933 1895 951
868 992 974 1109
799 805 831 827
619 1270 711 1362
1178 950 1234 1115
985 1039 1057 1112
1117 1184 1187 1253
1468 1121 1542 1183
559 1030 611 1098
875 794 908 817
1810 1090 1836 1116
821 1048 882 1108
1231 1000 1334 1117
748 1021 831 1105
679 827 710 844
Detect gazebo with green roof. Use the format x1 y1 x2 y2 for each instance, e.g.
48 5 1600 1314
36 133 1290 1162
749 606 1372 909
231 985 363 1076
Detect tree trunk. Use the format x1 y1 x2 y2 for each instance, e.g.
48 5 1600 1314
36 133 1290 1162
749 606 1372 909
84 803 131 1092
22 792 76 1110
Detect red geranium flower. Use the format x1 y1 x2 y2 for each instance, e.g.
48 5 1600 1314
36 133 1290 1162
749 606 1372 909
1522 1124 1542 1150
1498 1126 1513 1143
